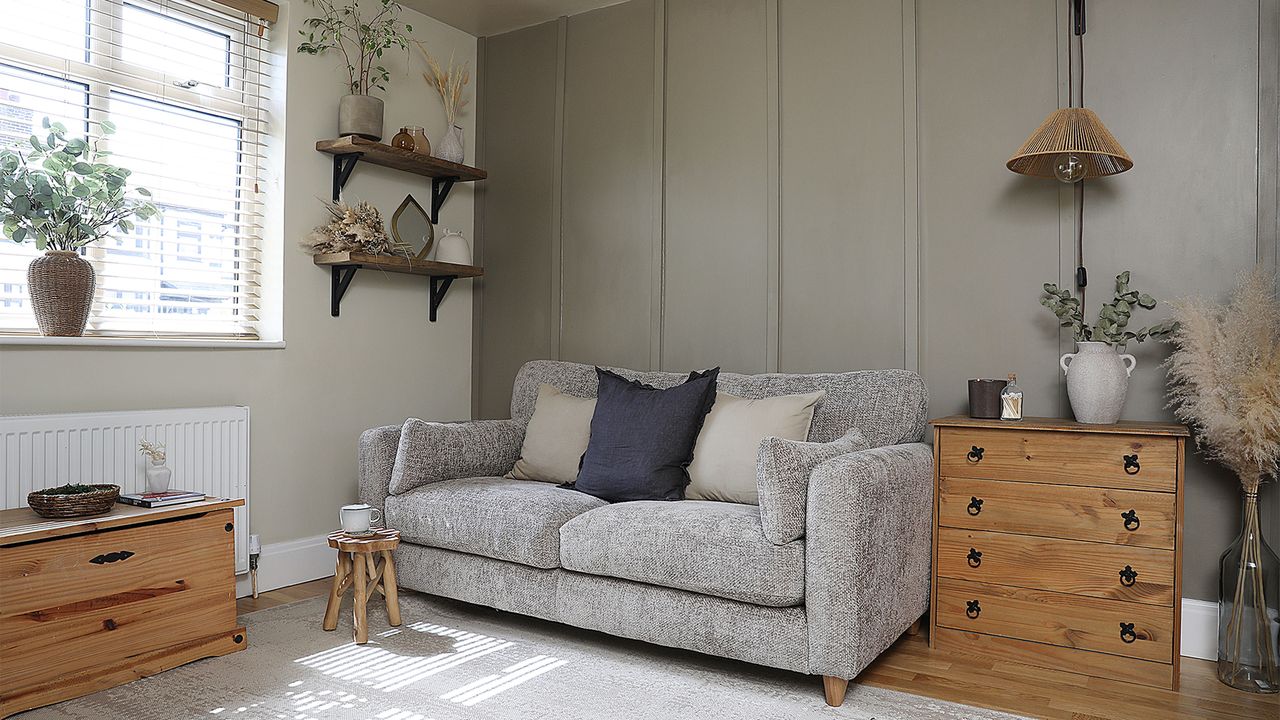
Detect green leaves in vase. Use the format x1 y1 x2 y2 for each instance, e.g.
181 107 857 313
1041 271 1177 348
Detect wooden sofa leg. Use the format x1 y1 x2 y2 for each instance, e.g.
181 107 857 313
906 617 922 636
822 675 849 707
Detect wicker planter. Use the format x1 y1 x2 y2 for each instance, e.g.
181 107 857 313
27 484 120 518
27 250 95 336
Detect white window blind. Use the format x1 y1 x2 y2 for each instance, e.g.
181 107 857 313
0 0 270 339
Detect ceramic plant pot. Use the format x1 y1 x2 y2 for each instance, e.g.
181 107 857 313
145 460 173 494
1059 341 1136 424
27 250 94 336
338 94 384 141
436 124 465 164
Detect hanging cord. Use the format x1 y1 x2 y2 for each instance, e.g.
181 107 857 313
1073 0 1088 309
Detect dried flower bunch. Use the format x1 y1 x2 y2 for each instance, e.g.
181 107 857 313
415 42 470 126
1164 268 1280 494
138 439 166 465
301 200 410 256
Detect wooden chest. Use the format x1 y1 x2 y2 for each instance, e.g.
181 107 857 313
928 416 1187 690
0 498 247 717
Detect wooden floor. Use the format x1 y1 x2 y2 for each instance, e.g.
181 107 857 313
239 579 1278 720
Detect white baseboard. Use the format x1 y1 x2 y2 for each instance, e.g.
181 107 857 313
1181 598 1218 661
235 533 334 599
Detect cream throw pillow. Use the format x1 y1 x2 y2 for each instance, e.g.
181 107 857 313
507 384 596 484
686 390 825 504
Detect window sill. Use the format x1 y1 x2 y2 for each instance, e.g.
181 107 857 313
0 336 285 349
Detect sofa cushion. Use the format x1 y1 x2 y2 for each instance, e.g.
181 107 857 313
507 384 596 484
570 367 719 502
686 390 825 504
385 477 606 569
558 500 804 607
756 428 869 544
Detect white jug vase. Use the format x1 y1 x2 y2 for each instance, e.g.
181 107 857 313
1059 341 1136 424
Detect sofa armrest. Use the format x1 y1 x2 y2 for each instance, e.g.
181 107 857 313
357 424 402 516
389 418 525 496
805 443 933 679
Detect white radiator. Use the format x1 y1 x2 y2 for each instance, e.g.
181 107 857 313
0 406 250 574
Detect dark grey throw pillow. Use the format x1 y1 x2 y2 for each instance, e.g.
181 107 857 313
566 367 720 502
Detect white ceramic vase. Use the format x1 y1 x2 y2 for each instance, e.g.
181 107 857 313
145 459 172 494
1060 341 1136 424
434 228 471 265
437 124 465 164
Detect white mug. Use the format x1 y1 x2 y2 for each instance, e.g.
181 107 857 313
340 503 381 534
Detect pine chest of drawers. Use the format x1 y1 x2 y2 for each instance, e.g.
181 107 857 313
928 416 1188 690
0 498 247 718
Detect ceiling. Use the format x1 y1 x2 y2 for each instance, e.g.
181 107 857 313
402 0 627 37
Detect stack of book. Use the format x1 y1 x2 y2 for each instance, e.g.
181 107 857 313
117 490 207 508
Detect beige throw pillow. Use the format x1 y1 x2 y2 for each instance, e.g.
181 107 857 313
686 390 825 504
507 384 596 484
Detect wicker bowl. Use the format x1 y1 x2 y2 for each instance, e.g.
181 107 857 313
27 484 120 518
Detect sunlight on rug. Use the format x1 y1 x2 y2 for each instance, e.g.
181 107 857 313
18 592 1029 720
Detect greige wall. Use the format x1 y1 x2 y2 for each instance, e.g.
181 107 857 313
0 0 478 547
475 0 1279 602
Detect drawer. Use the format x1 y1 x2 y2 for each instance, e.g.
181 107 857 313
0 509 235 618
936 577 1174 663
939 477 1175 549
0 585 234 692
939 428 1177 491
933 627 1174 689
937 528 1175 606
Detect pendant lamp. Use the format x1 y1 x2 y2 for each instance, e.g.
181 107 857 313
1007 0 1130 306
1007 0 1132 182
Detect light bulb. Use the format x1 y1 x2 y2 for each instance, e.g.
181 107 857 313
1054 153 1087 183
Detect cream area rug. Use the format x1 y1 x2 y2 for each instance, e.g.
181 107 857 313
21 592 1028 720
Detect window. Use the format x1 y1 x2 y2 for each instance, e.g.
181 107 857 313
0 0 269 340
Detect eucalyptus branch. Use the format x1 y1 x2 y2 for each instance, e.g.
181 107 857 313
1040 271 1177 349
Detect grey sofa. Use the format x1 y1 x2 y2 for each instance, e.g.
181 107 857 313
357 360 933 706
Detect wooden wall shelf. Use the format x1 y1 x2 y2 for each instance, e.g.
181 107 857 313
316 136 487 223
313 252 483 321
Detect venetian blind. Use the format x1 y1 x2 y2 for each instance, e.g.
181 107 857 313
0 0 270 339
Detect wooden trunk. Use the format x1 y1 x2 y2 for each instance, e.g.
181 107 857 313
0 499 246 718
929 416 1187 690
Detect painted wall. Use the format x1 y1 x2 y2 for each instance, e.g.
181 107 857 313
475 0 1279 601
0 0 478 548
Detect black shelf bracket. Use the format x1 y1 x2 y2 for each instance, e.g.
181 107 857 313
330 265 459 322
430 177 457 223
330 265 360 316
429 275 456 322
331 153 362 202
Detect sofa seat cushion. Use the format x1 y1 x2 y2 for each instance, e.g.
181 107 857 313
558 500 804 607
385 477 607 569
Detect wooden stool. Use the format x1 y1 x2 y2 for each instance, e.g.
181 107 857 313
323 528 401 644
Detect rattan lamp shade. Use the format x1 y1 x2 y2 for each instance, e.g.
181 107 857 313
1006 108 1133 178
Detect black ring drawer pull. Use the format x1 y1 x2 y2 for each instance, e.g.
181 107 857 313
966 600 981 619
1119 565 1139 587
1122 509 1140 531
967 497 984 516
1120 622 1137 643
1123 454 1140 475
966 446 985 463
90 550 135 565
966 548 983 568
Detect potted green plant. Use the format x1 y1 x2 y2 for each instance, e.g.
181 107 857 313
0 119 158 336
1040 271 1176 423
1165 269 1279 693
297 0 414 141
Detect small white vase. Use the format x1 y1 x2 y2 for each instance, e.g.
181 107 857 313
436 124 465 164
1060 341 1136 424
434 228 471 265
145 460 172 494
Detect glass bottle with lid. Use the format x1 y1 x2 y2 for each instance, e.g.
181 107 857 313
1000 372 1023 421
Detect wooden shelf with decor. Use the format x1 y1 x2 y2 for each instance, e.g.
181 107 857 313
315 136 487 223
313 252 484 321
